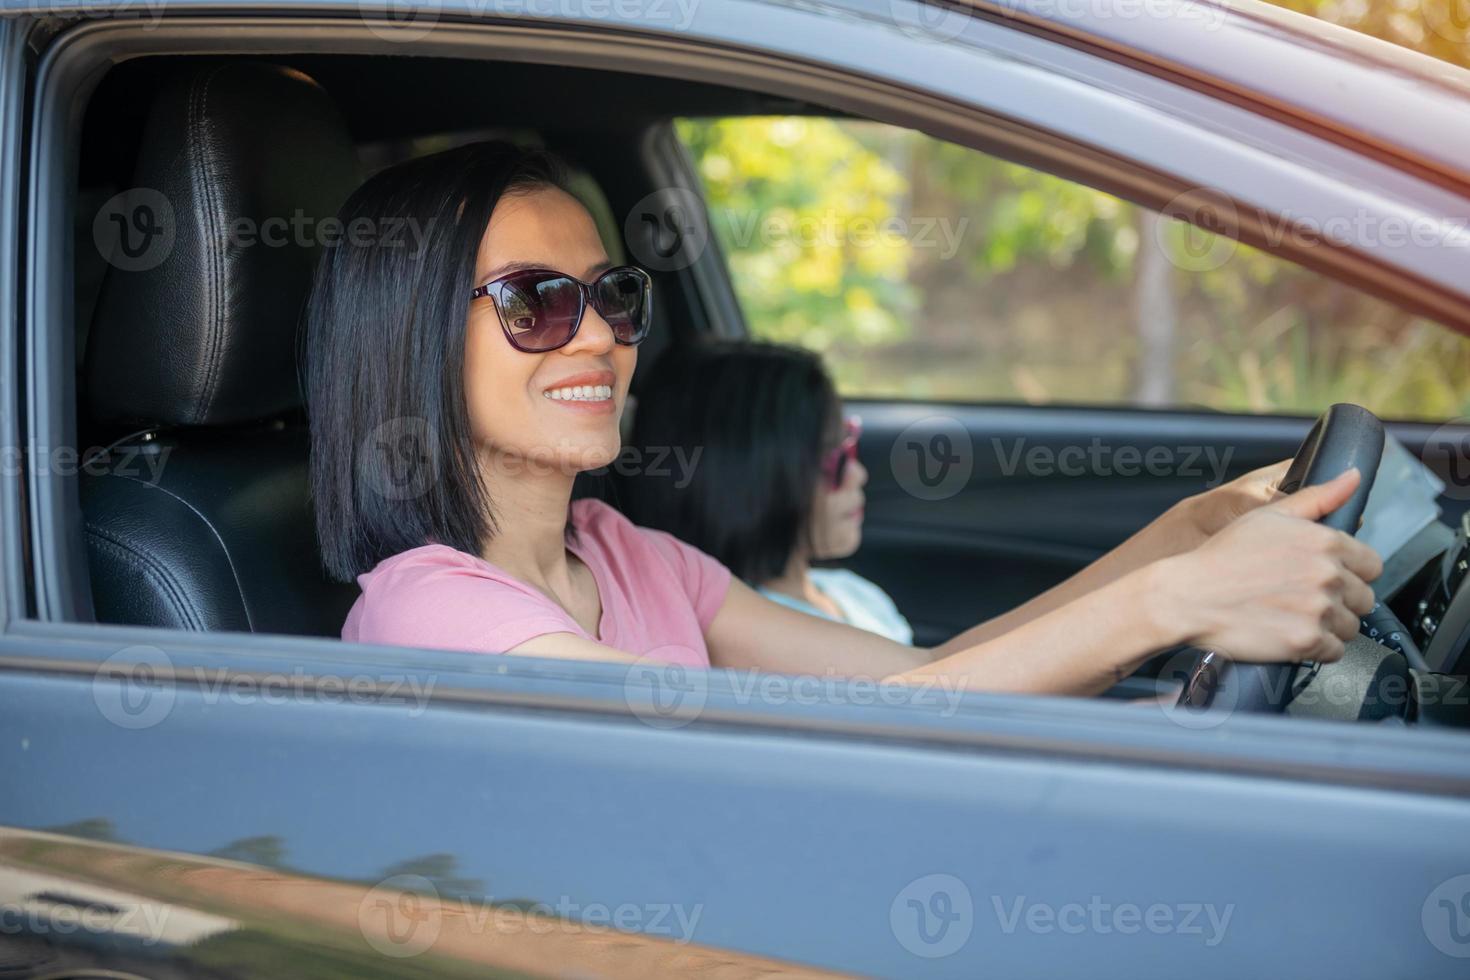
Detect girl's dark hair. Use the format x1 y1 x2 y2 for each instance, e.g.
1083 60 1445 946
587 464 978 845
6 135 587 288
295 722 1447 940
621 341 840 586
305 140 568 582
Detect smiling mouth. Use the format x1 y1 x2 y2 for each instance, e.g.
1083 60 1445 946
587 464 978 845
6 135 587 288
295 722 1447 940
542 369 616 405
543 384 613 402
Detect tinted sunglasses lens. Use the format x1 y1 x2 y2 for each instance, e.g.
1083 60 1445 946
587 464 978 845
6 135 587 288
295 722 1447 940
498 273 583 351
593 268 651 344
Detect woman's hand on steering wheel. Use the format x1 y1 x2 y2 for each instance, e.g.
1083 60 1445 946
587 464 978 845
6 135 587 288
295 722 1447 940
1181 458 1293 540
1149 468 1383 665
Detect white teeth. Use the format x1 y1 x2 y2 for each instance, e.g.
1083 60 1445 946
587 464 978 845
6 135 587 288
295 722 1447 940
544 384 613 402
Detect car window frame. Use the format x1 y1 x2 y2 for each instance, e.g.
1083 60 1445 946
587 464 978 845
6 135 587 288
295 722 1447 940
0 17 27 630
5 10 1470 790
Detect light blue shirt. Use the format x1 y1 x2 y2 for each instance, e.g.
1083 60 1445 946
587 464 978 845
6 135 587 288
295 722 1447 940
759 568 914 645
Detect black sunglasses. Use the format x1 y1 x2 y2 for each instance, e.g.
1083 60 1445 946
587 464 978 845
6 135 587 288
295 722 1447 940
470 265 653 353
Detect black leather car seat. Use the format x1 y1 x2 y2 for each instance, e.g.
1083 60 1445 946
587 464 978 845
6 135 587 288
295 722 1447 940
80 61 362 636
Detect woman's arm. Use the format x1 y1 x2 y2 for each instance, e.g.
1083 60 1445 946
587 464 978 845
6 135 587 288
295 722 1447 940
711 469 1378 694
510 633 642 662
897 469 1378 694
513 469 1378 699
705 579 932 676
930 460 1289 659
505 589 925 674
701 559 1171 694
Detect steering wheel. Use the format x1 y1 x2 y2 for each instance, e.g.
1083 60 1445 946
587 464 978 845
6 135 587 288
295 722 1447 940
1175 403 1385 714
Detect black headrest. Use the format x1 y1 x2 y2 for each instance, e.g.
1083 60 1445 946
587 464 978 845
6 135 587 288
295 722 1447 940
86 61 359 427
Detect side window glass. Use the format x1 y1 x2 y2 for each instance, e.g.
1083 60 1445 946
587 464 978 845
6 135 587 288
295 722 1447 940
675 117 1470 421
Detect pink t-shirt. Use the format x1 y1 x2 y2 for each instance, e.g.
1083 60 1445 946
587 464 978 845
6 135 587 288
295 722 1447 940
342 499 731 667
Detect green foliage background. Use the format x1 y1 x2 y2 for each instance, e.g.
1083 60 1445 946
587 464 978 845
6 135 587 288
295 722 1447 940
675 0 1470 420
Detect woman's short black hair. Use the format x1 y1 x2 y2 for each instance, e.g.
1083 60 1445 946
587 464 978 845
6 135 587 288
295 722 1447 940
305 140 568 582
621 341 840 586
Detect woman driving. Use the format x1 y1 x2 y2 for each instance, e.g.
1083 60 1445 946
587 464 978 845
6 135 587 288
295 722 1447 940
306 141 1381 696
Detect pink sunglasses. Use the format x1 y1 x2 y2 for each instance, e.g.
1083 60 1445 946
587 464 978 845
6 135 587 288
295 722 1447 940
821 416 862 489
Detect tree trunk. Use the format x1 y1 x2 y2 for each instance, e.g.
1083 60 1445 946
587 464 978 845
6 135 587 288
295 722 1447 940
1135 210 1177 406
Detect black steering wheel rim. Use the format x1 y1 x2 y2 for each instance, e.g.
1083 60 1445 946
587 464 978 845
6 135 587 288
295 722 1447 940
1175 403 1385 715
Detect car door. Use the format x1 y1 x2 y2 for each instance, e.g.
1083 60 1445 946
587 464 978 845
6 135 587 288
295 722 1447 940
2 4 1470 979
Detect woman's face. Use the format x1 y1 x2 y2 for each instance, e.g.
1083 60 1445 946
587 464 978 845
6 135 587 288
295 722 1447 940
463 186 635 475
808 415 867 561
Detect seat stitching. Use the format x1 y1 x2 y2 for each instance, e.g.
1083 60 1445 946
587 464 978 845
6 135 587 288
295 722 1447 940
85 524 207 631
100 473 258 633
190 66 229 426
